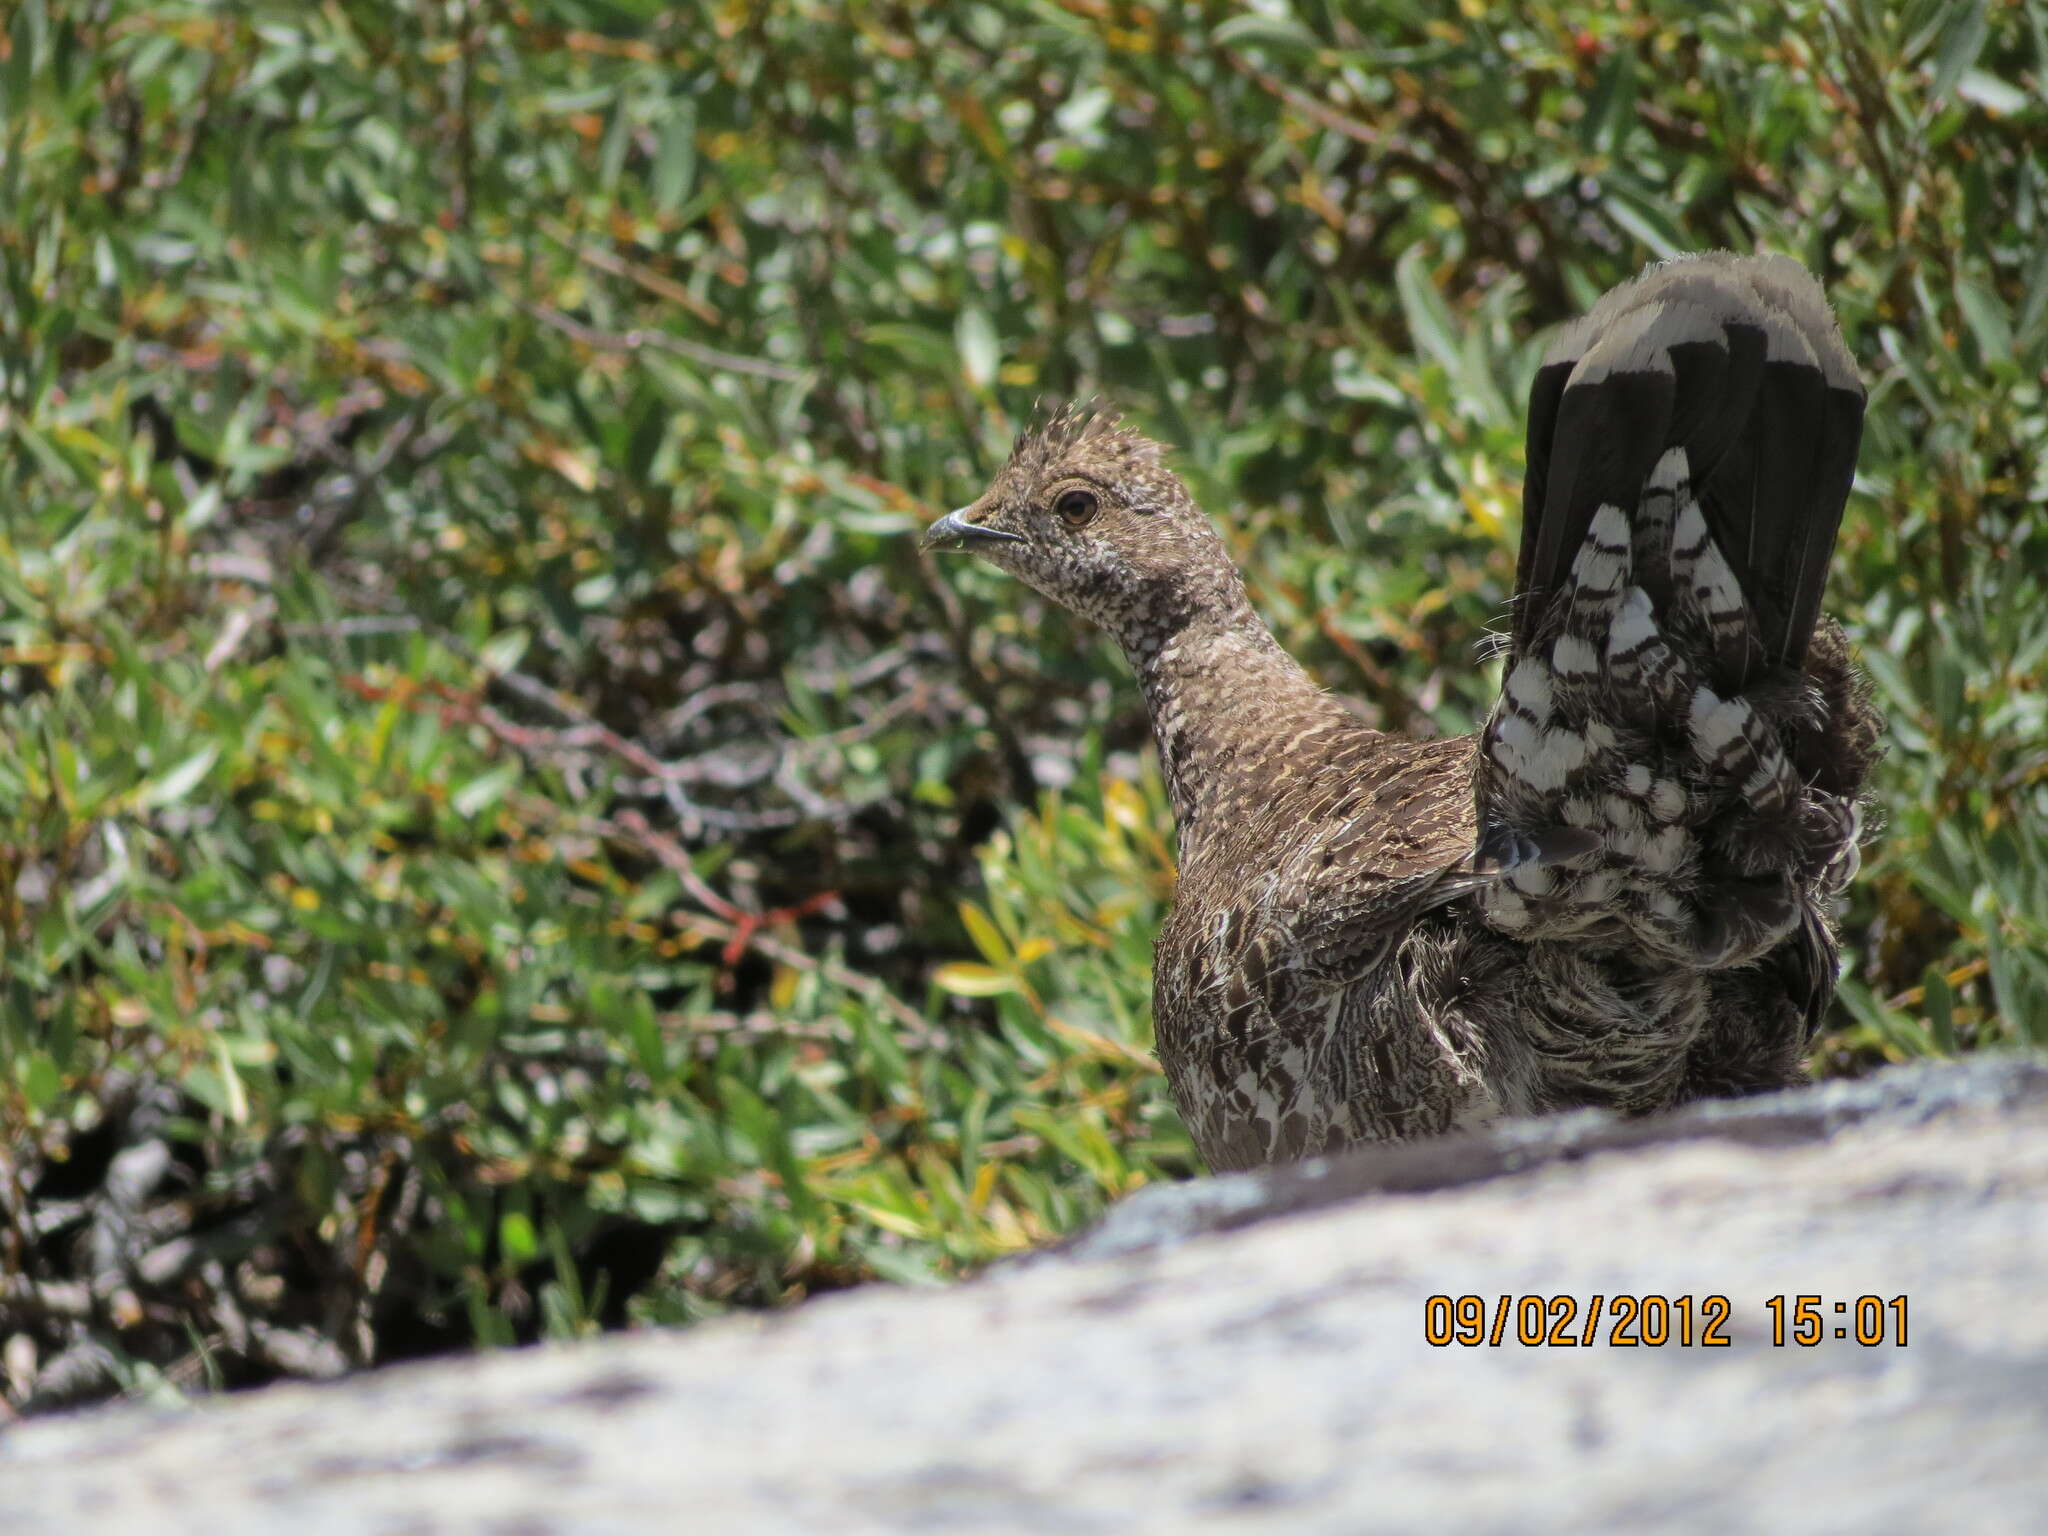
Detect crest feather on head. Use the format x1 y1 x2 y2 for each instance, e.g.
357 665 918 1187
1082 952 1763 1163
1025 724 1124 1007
1006 399 1165 479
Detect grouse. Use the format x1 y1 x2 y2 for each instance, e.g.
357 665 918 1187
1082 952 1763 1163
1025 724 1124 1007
923 253 1880 1172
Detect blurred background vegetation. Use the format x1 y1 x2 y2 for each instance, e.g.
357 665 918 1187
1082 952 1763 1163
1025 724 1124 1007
3 0 2044 1414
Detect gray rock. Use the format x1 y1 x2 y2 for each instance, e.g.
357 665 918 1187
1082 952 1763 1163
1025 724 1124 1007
4 1057 2045 1534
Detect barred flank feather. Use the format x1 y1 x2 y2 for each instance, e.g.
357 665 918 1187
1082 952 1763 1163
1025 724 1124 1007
931 253 1880 1172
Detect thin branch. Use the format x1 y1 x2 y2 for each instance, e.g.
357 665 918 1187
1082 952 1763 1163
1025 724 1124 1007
525 302 808 384
540 220 727 325
604 810 943 1050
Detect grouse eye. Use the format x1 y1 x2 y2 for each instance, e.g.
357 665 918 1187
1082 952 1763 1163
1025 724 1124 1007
1054 488 1099 526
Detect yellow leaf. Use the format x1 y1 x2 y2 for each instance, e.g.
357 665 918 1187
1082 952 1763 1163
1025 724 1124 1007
852 1203 928 1239
969 1161 998 1212
985 1199 1032 1250
932 963 1018 998
1103 776 1148 831
1049 1016 1162 1072
212 1035 249 1126
957 901 1011 965
525 438 598 491
53 425 117 463
1461 483 1507 541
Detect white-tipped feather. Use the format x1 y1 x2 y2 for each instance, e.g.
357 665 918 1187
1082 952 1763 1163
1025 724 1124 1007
1608 587 1659 654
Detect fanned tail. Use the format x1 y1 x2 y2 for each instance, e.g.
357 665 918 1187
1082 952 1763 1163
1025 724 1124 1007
1476 253 1880 1011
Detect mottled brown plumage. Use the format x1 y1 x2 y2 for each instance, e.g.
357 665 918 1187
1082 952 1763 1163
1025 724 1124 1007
924 253 1881 1171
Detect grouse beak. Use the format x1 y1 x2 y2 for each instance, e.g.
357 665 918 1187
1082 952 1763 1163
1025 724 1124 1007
920 506 1025 554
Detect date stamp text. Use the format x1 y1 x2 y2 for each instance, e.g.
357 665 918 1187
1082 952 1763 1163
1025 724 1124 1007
1422 1294 1909 1348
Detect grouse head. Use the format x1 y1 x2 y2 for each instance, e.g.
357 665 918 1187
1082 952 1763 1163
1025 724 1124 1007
921 403 1248 640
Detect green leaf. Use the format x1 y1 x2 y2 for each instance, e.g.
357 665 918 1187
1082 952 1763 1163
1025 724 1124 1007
478 628 531 676
452 762 521 818
652 105 699 212
137 745 219 809
499 1211 539 1265
1928 0 1990 105
182 482 223 531
1212 14 1323 54
863 323 956 374
1922 966 1956 1055
958 900 1011 966
1956 69 2029 117
1394 247 1461 375
1602 188 1687 260
21 1051 63 1113
1955 278 2013 361
956 308 1000 391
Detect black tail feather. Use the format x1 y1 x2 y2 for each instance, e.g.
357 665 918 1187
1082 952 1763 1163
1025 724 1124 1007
1516 253 1864 675
1478 252 1876 976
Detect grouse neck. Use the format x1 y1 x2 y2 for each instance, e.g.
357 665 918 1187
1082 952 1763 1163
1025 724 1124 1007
1123 600 1353 837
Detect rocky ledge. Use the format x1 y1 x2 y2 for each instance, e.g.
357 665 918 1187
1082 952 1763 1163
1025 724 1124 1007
5 1056 2045 1534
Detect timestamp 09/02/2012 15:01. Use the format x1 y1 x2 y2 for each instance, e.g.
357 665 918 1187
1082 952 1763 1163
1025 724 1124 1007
1422 1294 1910 1349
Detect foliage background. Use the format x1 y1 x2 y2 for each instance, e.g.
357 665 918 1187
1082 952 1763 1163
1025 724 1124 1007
3 0 2044 1413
